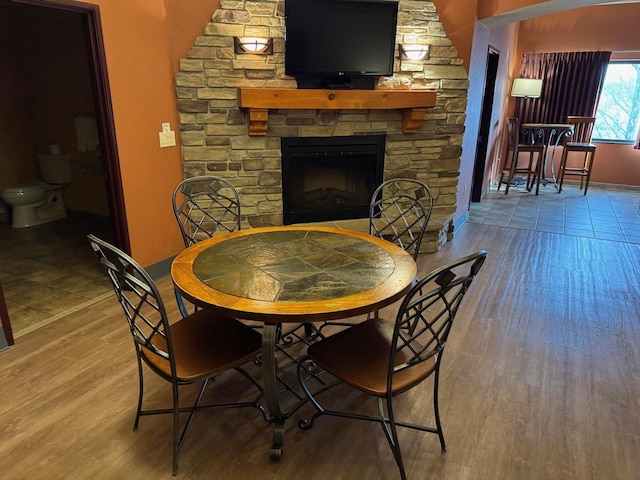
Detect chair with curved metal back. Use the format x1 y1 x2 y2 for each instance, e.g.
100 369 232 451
297 250 488 480
497 118 545 195
171 176 242 317
318 178 433 335
369 178 433 261
172 176 317 342
172 175 242 247
557 116 597 195
87 234 267 476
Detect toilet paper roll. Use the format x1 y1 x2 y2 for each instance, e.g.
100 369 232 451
49 145 61 155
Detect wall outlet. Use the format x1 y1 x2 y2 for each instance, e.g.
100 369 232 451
159 130 176 148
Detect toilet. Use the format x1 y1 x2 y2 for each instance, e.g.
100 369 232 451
1 154 71 228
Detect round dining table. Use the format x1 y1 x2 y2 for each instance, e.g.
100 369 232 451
171 225 417 460
521 122 574 187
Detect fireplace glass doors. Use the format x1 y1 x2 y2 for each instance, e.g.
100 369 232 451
281 135 385 225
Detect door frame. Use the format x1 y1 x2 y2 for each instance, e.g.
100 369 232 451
471 47 500 203
1 0 129 345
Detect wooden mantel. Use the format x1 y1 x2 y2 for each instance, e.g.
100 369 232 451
238 88 437 136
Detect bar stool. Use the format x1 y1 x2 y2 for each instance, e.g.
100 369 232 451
557 116 597 195
497 118 545 195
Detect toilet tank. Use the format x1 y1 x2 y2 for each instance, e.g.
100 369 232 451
37 154 72 184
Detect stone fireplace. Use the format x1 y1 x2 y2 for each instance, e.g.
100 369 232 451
175 0 468 252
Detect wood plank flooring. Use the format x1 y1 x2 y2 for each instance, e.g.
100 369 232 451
1 221 639 479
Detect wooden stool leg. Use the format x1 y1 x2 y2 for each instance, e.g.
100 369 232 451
558 149 568 193
583 150 595 195
505 151 515 195
526 152 535 190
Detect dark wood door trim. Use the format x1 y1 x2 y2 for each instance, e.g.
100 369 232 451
0 280 14 346
471 47 500 203
2 0 130 343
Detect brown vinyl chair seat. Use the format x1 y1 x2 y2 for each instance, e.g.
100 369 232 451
309 318 436 396
88 234 266 476
141 310 262 383
298 251 488 480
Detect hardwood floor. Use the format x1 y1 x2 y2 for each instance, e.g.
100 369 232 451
1 221 639 479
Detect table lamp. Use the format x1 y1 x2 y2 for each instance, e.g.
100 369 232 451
511 78 543 99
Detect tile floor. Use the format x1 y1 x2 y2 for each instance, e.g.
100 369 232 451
468 182 640 243
0 212 114 337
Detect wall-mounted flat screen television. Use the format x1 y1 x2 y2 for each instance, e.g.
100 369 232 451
284 0 399 90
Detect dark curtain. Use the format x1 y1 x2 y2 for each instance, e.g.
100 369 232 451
514 51 611 124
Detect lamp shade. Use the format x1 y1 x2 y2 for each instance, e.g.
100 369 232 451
511 78 543 98
400 44 430 61
234 37 273 55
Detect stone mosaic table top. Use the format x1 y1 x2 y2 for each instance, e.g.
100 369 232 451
171 226 416 323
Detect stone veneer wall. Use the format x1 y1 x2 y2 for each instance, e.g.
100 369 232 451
175 0 468 251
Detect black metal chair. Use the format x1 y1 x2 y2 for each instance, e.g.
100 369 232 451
87 234 267 476
369 178 433 261
172 175 242 247
318 178 433 334
171 176 242 317
297 250 488 480
172 176 317 346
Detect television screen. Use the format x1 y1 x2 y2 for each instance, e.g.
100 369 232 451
284 0 398 87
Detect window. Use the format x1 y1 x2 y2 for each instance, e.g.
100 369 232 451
592 62 640 143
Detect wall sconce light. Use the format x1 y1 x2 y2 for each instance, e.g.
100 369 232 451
234 37 273 55
511 78 543 98
400 44 430 61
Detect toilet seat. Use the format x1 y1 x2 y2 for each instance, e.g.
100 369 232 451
3 181 47 194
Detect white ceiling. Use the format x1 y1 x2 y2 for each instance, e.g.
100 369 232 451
481 0 640 28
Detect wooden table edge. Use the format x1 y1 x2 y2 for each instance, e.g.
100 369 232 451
171 226 417 323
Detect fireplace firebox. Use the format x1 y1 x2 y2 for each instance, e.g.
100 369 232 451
281 135 385 225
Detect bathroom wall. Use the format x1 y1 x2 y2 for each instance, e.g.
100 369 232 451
0 6 37 191
0 5 109 216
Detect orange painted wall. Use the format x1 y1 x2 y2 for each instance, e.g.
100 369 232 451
81 0 217 266
436 0 561 69
516 4 640 54
84 0 639 265
516 4 640 186
432 0 477 69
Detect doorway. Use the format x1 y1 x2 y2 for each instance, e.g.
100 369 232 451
471 48 500 203
0 0 128 344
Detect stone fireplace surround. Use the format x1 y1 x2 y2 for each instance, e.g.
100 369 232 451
175 0 468 252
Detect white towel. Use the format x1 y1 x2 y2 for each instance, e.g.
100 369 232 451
74 116 99 152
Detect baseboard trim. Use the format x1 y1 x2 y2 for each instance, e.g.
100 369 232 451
146 255 175 280
0 328 8 352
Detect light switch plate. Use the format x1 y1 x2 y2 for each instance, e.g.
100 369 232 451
161 122 171 132
159 130 176 147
